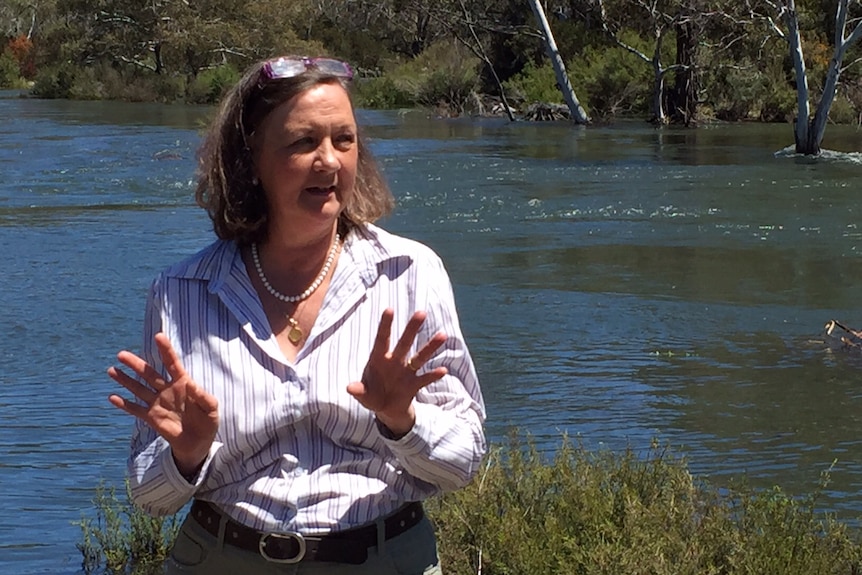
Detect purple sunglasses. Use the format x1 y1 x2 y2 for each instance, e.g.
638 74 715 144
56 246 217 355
261 57 354 81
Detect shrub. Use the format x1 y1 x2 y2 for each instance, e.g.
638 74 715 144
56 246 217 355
0 52 20 88
31 62 77 99
826 93 858 125
79 434 862 574
76 480 179 575
388 41 482 116
427 433 862 575
502 62 564 107
187 64 241 105
569 41 652 120
354 75 415 109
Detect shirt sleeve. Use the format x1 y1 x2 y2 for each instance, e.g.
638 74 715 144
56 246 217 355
125 276 221 516
378 249 487 492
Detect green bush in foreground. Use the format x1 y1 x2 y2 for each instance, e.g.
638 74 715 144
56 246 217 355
77 481 179 575
428 434 862 575
79 435 862 574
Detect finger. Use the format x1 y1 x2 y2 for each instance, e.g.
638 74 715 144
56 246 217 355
411 332 448 368
371 309 395 358
116 350 170 391
107 393 152 420
107 366 157 404
392 311 427 359
414 366 448 390
154 333 189 384
345 380 367 400
187 381 219 414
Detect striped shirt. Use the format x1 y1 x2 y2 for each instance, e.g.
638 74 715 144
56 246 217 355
126 223 486 534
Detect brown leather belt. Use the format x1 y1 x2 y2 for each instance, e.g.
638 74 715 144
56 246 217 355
189 499 424 565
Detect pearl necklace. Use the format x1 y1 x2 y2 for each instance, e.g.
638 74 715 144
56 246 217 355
251 234 340 343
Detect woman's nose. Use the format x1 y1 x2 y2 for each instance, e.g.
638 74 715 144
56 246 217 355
314 140 341 172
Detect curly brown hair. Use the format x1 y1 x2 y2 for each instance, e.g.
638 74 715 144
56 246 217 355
194 58 394 244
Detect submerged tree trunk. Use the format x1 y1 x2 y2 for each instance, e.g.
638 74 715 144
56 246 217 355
527 0 590 124
776 0 862 154
669 19 698 126
652 50 666 124
783 1 813 153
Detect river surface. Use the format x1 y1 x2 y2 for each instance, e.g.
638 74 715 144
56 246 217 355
3 91 862 573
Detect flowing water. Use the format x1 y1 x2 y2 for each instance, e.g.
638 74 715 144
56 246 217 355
3 91 862 573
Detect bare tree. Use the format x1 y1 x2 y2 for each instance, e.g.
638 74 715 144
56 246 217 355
754 0 862 154
528 0 590 123
594 0 697 124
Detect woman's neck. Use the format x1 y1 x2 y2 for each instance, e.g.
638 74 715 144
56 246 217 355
255 226 340 295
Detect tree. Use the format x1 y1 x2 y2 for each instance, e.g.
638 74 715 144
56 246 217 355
528 0 590 123
594 0 698 124
754 0 862 154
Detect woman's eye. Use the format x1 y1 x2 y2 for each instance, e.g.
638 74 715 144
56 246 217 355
336 134 355 146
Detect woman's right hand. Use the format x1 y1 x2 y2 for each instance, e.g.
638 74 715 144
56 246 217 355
108 332 219 476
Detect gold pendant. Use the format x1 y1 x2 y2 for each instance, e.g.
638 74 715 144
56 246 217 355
287 317 303 344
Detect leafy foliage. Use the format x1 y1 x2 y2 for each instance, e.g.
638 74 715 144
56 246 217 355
77 480 179 575
354 75 416 109
81 435 862 575
427 433 862 575
0 51 21 88
387 40 482 116
187 64 241 105
503 62 564 107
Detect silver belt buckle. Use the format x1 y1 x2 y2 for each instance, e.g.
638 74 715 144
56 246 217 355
259 531 306 563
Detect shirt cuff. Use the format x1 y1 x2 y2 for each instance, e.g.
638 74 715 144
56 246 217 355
376 402 433 456
162 444 218 489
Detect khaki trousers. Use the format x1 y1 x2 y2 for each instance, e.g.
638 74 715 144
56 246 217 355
164 510 443 575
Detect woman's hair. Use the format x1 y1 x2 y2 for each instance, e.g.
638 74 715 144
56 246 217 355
195 58 394 244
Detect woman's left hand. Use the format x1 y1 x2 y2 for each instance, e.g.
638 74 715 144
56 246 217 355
347 309 448 436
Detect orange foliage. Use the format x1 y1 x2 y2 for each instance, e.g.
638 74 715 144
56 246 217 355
7 35 32 60
5 35 35 79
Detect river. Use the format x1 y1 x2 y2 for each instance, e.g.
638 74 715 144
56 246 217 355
2 91 862 574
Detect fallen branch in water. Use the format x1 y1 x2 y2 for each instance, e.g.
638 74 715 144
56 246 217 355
823 319 862 351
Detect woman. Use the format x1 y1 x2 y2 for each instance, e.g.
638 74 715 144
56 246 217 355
107 56 486 574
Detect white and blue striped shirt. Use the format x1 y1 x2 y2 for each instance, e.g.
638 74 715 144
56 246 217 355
126 223 486 534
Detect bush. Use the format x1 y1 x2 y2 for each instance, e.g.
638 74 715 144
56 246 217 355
80 434 862 574
502 62 564 107
569 41 652 120
428 434 862 575
354 75 415 109
0 52 21 88
503 42 651 120
31 62 77 99
826 93 858 125
187 64 241 105
388 41 482 116
76 480 179 575
703 44 796 123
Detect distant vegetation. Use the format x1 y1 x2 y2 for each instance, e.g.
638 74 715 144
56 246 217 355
78 433 862 575
2 0 862 126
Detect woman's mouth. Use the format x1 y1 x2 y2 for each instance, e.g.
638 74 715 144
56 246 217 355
305 185 336 195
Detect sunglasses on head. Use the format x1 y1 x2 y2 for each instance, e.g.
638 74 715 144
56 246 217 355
261 57 354 81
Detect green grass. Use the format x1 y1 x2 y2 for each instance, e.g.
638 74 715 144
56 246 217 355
78 433 862 574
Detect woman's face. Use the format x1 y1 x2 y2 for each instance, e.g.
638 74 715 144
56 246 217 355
252 81 358 243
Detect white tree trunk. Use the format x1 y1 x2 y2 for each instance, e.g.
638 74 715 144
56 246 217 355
527 0 590 124
782 0 812 152
652 52 666 124
780 0 862 154
808 0 862 153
